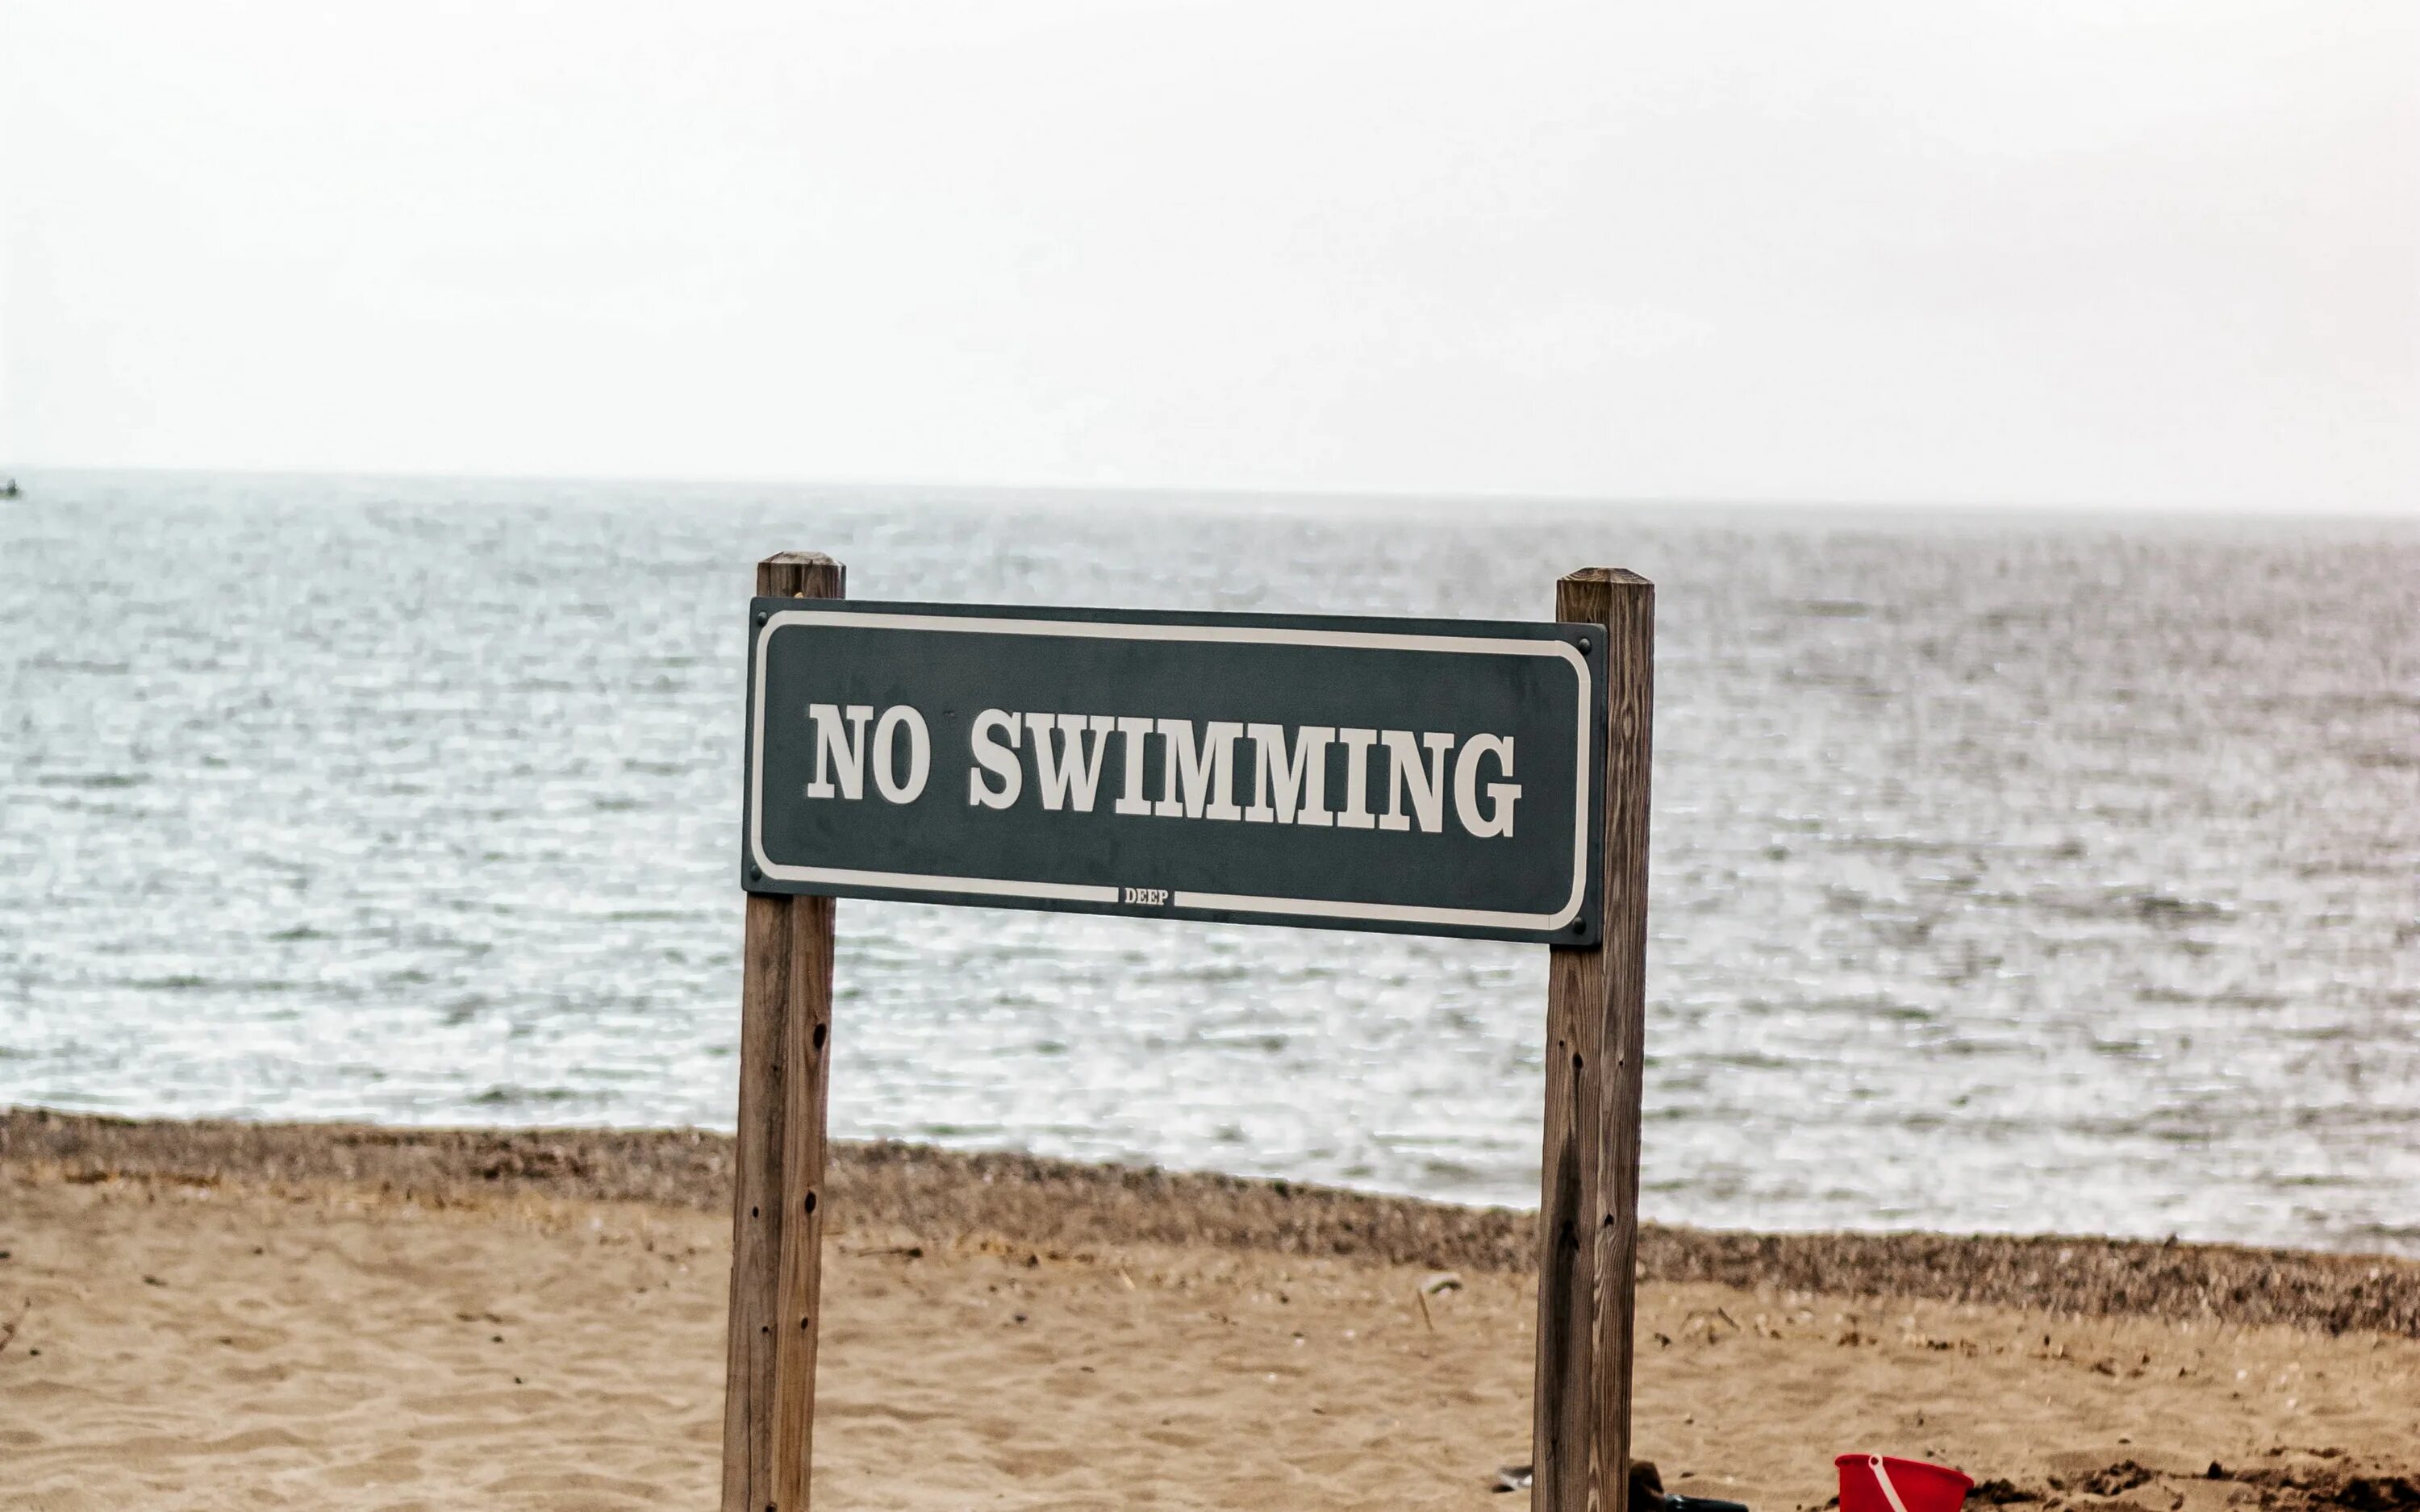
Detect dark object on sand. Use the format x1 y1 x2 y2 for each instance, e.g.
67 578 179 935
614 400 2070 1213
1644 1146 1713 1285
1968 1481 2040 1504
1492 1458 1744 1510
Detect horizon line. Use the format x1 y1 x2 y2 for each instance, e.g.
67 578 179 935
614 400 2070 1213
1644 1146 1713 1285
7 460 2416 525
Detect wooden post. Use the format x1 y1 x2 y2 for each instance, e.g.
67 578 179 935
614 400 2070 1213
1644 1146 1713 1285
1533 569 1654 1512
724 552 844 1512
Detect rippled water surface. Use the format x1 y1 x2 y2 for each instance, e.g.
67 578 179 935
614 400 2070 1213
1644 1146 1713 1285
4 473 2416 1252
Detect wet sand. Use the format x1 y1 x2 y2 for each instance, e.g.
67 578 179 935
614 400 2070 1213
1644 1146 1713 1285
3 1112 2416 1510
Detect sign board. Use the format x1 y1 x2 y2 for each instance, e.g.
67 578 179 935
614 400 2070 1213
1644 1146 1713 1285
742 599 1604 943
723 556 1653 1512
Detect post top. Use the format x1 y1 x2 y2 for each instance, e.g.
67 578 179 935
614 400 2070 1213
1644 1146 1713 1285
1559 567 1652 586
756 551 845 599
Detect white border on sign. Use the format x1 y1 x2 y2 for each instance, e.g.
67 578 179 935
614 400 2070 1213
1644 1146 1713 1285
749 610 1594 934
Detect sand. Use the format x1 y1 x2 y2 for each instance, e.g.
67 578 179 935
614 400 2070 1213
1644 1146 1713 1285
3 1118 2417 1511
11 1114 2418 1336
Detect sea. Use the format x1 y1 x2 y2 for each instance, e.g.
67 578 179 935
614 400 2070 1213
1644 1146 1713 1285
3 471 2415 1255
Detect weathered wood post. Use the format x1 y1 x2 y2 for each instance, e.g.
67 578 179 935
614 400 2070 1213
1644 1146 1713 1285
724 551 844 1512
1533 568 1654 1512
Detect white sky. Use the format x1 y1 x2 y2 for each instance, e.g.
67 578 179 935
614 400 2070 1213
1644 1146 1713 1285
2 1 2414 511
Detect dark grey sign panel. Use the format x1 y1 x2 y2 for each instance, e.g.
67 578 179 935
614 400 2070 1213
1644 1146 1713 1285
743 600 1604 943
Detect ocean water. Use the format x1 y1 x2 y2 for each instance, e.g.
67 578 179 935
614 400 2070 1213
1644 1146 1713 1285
3 471 2416 1254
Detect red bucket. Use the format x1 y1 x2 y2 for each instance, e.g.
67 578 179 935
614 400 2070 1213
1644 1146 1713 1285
1837 1456 1974 1512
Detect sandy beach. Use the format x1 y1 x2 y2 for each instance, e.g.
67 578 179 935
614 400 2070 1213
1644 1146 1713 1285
3 1112 2417 1512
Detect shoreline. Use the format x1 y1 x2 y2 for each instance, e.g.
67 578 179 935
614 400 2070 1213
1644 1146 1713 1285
9 1106 2417 1338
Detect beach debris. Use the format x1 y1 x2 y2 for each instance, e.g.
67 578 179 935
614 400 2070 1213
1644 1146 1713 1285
1966 1480 2037 1504
2080 1462 2154 1497
1490 1464 1532 1493
1415 1270 1462 1331
475 1143 587 1182
2220 1457 2420 1512
0 1297 27 1356
2001 1457 2420 1512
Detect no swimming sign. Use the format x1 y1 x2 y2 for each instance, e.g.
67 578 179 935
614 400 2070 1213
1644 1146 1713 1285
724 556 1651 1512
742 599 1606 943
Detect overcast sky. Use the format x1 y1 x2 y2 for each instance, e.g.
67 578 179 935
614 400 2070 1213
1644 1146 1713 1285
2 1 2412 511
